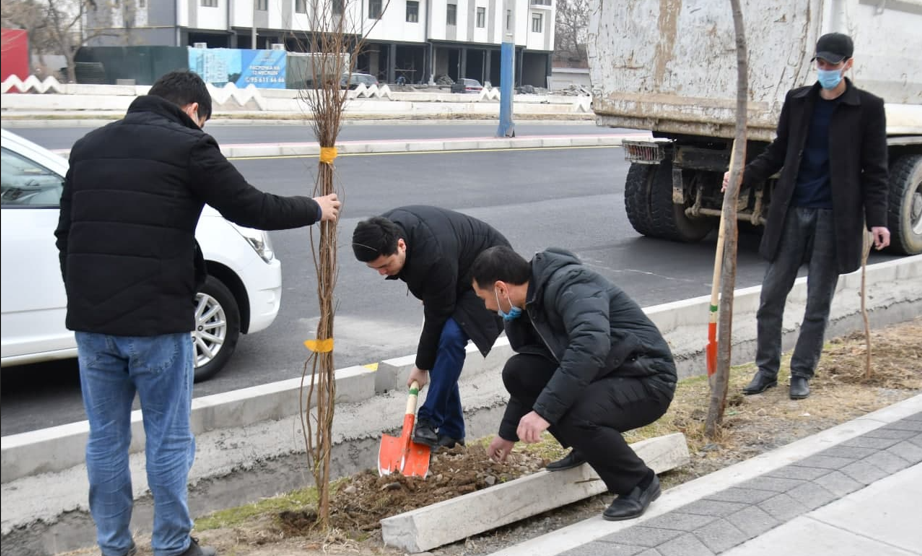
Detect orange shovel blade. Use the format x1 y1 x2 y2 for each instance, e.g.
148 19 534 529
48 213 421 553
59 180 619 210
377 434 431 477
378 433 404 476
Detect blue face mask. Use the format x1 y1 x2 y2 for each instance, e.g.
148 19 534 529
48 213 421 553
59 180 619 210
817 68 843 90
494 289 523 321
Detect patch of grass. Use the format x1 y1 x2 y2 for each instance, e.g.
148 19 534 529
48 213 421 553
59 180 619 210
195 488 319 531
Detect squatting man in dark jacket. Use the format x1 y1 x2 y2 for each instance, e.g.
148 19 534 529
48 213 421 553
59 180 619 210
55 71 340 556
352 206 510 448
723 33 890 400
471 246 677 520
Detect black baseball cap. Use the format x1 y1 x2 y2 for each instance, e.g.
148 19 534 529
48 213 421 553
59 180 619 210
814 32 854 64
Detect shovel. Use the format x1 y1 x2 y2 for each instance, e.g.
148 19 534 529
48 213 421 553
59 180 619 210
378 381 431 477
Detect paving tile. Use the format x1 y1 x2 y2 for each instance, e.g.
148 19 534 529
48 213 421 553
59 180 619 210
692 518 750 553
887 441 922 465
600 526 683 548
862 428 918 441
818 445 877 460
636 550 663 556
880 420 922 433
790 481 837 510
677 499 749 518
738 476 806 493
812 470 866 497
656 533 715 556
908 433 922 449
903 412 922 422
863 450 912 474
725 505 781 537
705 487 777 505
757 493 809 522
842 436 902 450
840 460 890 485
791 454 854 470
766 464 831 481
558 541 644 556
642 512 718 532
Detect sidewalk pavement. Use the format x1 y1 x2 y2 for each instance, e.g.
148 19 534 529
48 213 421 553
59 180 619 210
492 395 922 556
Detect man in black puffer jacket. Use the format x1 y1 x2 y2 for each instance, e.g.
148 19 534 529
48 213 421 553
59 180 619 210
55 71 340 556
472 246 676 521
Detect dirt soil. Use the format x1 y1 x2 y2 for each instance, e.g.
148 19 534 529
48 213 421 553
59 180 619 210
61 319 921 556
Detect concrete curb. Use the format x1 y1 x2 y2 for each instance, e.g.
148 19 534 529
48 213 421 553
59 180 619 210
380 433 690 552
0 119 602 128
45 133 642 160
487 393 922 556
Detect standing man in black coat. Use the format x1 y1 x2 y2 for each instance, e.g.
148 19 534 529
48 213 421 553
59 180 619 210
352 206 510 448
55 71 340 556
471 246 677 521
724 33 890 400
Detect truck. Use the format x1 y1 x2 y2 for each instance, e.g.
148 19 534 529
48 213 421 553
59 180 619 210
587 0 922 255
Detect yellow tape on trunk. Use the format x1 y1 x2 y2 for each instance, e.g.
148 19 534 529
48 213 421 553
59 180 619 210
304 338 334 353
319 147 338 165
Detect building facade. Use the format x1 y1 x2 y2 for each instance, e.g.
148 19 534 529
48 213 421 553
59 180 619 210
86 0 555 87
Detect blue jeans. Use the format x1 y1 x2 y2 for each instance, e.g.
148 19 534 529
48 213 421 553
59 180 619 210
76 332 196 556
756 207 840 380
417 318 469 440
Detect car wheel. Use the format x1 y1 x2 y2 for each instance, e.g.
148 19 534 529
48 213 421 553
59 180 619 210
192 276 240 382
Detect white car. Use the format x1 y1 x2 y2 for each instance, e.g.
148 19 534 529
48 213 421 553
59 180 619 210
0 128 282 382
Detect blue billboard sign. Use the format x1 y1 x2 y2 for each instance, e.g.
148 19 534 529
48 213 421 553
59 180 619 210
188 48 287 89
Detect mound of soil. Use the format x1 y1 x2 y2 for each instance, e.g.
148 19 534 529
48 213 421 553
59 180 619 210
280 444 549 533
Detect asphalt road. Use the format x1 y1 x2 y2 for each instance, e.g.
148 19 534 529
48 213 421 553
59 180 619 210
10 123 629 151
0 145 901 436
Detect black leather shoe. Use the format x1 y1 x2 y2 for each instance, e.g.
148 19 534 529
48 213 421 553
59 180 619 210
790 376 810 400
603 475 661 521
436 434 465 449
742 371 778 395
116 542 137 556
546 450 587 472
178 538 216 556
413 421 439 447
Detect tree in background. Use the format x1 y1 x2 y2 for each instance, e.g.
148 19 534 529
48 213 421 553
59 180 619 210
553 0 589 67
0 0 128 82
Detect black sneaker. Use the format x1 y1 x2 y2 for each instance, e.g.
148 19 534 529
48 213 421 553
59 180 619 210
546 450 587 472
178 537 216 556
413 420 439 447
436 434 465 449
114 542 137 556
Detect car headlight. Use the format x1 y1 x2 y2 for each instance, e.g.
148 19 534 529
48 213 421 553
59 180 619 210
232 224 275 263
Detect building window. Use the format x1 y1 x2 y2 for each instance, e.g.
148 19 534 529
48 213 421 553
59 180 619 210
138 0 147 7
332 0 344 14
369 0 382 19
506 9 512 31
295 0 306 13
256 0 267 11
530 0 552 5
531 12 543 32
447 4 457 25
406 1 419 22
476 6 485 28
201 0 218 7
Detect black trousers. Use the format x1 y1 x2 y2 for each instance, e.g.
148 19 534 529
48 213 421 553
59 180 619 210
501 353 672 495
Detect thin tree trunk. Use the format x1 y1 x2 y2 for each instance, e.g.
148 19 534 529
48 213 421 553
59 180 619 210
861 231 872 379
705 0 748 438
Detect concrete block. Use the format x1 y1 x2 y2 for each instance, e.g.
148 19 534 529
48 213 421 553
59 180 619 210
380 433 689 552
811 470 865 497
677 499 748 518
656 533 715 556
886 441 922 465
724 505 780 538
601 526 683 547
792 482 837 511
861 451 912 474
641 512 718 533
757 493 809 522
705 487 776 504
376 353 415 394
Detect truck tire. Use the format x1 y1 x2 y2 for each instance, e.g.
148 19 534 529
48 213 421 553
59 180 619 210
886 154 922 255
624 163 658 237
624 161 713 242
192 276 240 383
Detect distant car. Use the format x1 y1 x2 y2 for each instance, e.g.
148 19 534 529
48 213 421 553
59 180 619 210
0 129 283 382
341 72 379 89
451 78 484 94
